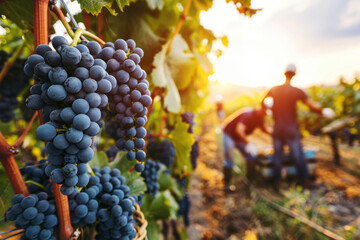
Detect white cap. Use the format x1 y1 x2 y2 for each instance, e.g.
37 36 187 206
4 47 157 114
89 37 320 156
285 64 296 73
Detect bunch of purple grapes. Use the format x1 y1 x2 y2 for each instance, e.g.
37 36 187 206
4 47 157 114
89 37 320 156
20 160 53 194
6 193 58 240
89 167 138 239
6 162 139 239
146 139 175 168
0 50 31 122
24 36 116 195
181 112 198 169
103 39 152 172
141 159 161 196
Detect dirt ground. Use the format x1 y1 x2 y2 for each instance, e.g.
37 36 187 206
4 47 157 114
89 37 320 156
187 112 360 240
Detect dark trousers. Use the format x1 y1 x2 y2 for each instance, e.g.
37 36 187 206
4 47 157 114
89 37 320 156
273 130 308 180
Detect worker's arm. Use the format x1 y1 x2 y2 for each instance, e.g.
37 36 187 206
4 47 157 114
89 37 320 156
304 98 322 115
235 122 248 144
261 91 272 110
259 123 272 135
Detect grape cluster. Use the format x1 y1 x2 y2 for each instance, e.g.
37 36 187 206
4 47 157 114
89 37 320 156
68 188 99 227
146 139 175 168
103 39 152 172
177 178 191 226
181 112 195 133
87 167 137 240
20 160 53 194
141 159 161 196
181 112 198 169
24 36 115 195
190 139 199 170
178 193 191 226
5 193 58 240
105 145 120 161
0 50 31 122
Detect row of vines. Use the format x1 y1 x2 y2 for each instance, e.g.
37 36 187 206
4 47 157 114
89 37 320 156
0 0 258 239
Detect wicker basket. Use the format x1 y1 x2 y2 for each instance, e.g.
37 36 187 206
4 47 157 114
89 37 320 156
134 203 148 240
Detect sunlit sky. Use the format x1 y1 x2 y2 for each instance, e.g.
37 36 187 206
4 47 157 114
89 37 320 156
200 0 360 88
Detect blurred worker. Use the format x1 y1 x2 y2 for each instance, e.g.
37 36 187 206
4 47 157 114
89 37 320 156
222 107 270 189
261 64 335 188
215 95 225 122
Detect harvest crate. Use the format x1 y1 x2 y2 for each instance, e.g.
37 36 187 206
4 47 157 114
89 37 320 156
256 146 319 179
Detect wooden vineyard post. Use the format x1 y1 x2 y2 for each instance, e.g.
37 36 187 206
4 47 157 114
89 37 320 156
33 0 75 239
82 10 91 30
97 12 105 41
0 132 29 196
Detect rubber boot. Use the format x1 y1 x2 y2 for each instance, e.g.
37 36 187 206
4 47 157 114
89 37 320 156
246 161 256 181
223 167 232 191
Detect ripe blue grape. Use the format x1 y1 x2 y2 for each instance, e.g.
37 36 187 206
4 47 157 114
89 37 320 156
93 58 107 69
61 46 81 66
44 51 61 67
86 41 102 56
83 78 98 93
72 99 90 114
51 35 69 49
89 65 106 80
79 52 94 68
47 84 67 101
36 123 57 141
64 77 82 93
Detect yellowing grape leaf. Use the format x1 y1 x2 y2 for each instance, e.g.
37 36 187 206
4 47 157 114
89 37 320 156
115 0 137 11
146 0 164 10
151 35 196 113
168 116 195 175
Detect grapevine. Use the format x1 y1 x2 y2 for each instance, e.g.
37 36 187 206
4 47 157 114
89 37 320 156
0 0 252 239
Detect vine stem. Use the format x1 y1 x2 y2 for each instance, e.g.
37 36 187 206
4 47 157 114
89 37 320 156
165 0 193 55
25 180 46 191
0 22 29 198
34 1 74 239
0 42 25 84
146 132 166 138
0 131 29 196
11 111 38 150
70 28 84 46
82 30 105 46
51 5 75 38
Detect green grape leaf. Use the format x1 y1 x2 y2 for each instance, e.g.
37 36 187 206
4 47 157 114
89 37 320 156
109 151 134 173
78 0 113 15
158 172 172 191
88 151 109 169
146 190 179 220
193 0 214 12
109 152 147 195
170 178 185 199
140 194 153 214
104 3 118 16
123 170 147 195
115 0 137 11
151 35 196 113
146 0 164 10
168 116 195 175
146 218 162 240
0 0 33 44
354 91 360 101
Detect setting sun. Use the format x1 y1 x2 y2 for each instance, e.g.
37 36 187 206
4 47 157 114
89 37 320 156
201 0 360 88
